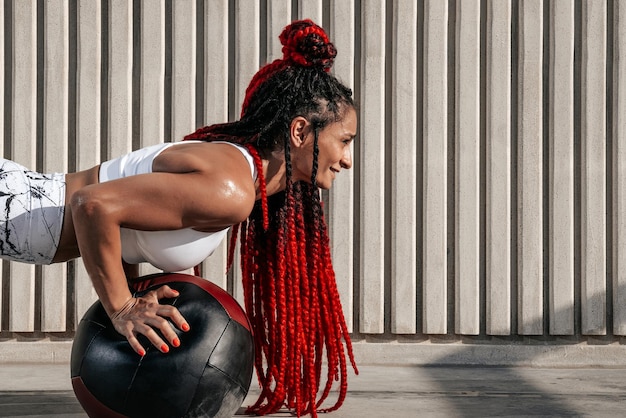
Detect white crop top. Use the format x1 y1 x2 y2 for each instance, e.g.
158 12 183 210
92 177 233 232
99 141 256 272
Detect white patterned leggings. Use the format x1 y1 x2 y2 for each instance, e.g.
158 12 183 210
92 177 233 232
0 159 65 264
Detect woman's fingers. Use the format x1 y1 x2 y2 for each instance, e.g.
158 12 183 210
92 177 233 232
143 311 180 350
154 284 180 299
134 322 171 353
157 302 190 333
126 333 147 357
110 287 190 354
112 316 147 356
146 287 191 333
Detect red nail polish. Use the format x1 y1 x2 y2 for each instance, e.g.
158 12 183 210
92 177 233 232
138 349 146 357
182 323 190 332
172 338 180 348
161 344 169 353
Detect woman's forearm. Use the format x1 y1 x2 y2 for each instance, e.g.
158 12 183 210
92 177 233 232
69 187 131 316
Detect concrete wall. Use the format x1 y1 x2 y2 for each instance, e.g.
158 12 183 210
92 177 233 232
2 0 626 365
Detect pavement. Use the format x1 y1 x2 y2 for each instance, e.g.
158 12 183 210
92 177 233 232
1 363 626 417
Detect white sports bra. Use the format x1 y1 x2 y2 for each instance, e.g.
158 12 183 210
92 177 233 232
99 141 256 272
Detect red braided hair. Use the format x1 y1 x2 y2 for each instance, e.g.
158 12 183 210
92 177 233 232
185 19 357 417
240 19 336 117
242 182 357 417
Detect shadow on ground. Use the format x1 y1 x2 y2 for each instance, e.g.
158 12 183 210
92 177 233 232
0 391 86 417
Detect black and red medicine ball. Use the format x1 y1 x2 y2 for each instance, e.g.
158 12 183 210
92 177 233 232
71 273 255 418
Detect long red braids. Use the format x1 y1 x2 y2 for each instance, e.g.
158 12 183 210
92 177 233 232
185 19 357 417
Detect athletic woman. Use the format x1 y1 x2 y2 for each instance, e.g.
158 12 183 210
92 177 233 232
1 19 357 416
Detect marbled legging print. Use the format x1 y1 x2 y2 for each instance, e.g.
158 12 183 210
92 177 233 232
0 159 65 264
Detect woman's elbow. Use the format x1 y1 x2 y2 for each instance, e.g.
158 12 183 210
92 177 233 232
223 196 254 225
216 180 255 225
70 188 107 222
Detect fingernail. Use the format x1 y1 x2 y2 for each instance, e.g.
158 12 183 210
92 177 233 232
172 290 180 295
182 323 190 332
138 349 146 357
172 338 180 348
161 344 169 353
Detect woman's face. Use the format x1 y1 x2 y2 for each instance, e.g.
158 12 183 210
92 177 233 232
291 106 357 189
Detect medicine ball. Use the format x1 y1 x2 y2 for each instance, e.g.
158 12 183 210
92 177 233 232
71 273 255 418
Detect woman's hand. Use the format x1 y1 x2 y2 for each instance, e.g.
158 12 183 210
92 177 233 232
109 285 190 356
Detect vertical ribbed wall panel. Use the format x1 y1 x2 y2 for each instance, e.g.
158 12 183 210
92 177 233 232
9 2 37 332
485 0 512 336
422 0 448 335
233 2 259 113
74 1 103 321
391 0 417 334
298 0 322 22
0 2 4 162
549 0 575 335
0 1 4 328
203 0 229 126
328 0 356 332
169 0 197 279
105 0 133 303
76 1 102 168
267 0 291 59
358 1 385 334
581 0 607 335
0 0 625 346
231 1 260 303
615 0 626 336
517 0 544 336
171 1 197 142
41 0 69 332
0 1 3 163
139 0 164 149
201 0 230 289
137 0 165 278
454 0 481 335
107 0 133 159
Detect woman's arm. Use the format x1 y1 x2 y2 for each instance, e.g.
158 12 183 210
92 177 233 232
70 178 187 355
70 156 255 355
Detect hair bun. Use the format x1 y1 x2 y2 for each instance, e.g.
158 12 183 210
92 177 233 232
279 19 336 72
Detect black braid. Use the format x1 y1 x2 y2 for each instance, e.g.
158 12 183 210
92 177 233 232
284 133 293 182
311 127 320 185
187 66 354 161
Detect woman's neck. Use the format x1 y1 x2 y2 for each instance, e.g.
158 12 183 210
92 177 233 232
257 150 287 199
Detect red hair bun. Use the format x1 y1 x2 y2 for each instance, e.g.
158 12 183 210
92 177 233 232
280 19 336 72
239 19 336 116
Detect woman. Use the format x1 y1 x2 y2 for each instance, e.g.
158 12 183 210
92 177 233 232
2 19 357 416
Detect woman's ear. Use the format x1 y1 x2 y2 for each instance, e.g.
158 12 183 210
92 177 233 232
289 116 311 149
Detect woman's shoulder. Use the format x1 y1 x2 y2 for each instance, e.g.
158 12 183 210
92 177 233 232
154 142 257 223
154 141 253 176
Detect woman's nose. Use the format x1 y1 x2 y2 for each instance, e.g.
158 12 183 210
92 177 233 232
340 147 352 170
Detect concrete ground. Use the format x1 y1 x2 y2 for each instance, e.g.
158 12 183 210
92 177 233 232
1 364 626 417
